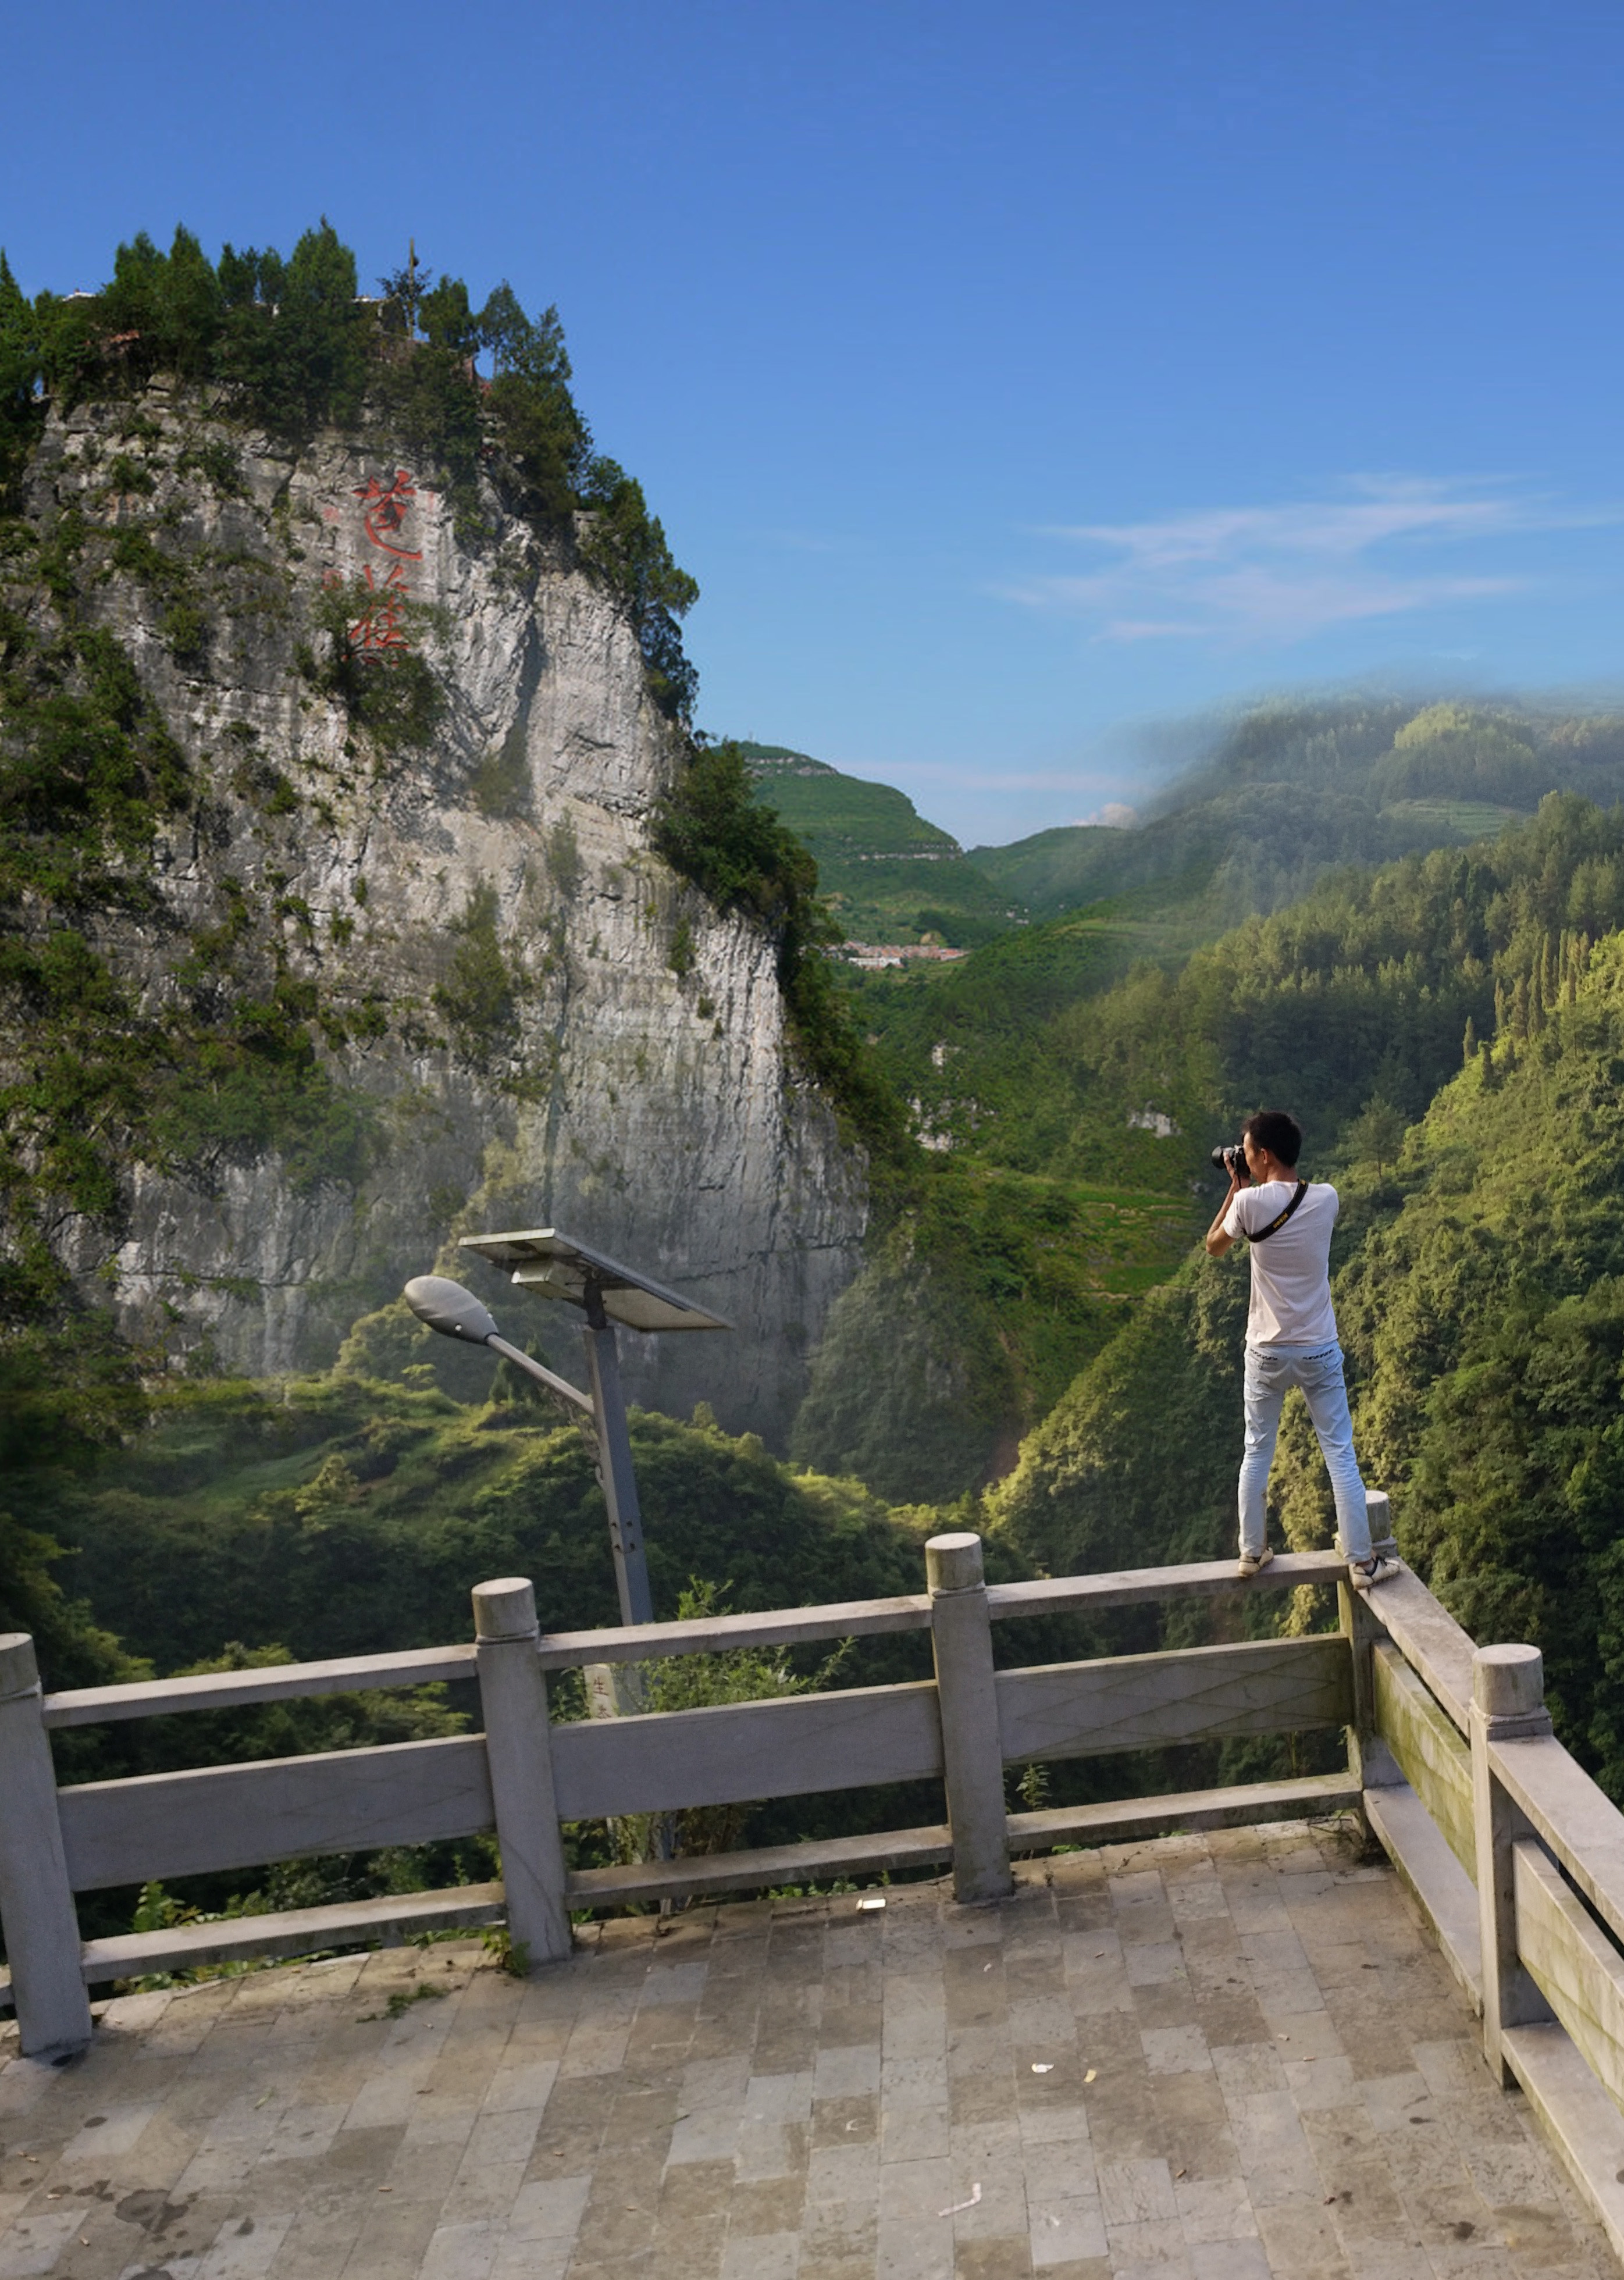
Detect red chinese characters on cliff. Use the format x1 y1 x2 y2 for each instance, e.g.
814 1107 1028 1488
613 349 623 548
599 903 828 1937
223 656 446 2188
347 471 422 660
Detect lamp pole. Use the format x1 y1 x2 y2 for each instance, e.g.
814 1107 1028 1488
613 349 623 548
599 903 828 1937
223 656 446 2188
579 1279 652 1626
403 1275 653 1628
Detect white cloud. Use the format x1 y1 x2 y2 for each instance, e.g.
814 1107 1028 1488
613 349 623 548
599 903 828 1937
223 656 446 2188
1003 475 1617 648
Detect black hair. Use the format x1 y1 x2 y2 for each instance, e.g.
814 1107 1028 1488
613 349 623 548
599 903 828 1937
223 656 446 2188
1242 1109 1302 1167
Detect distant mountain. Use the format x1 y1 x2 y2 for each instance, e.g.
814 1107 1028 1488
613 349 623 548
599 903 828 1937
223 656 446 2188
964 699 1624 929
746 701 1624 949
741 743 1014 944
741 743 960 858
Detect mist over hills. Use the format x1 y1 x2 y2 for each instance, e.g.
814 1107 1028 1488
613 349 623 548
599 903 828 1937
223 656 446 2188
748 696 1624 946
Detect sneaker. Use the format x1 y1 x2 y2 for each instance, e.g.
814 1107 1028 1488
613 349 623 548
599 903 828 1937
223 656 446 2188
1351 1555 1401 1591
1237 1546 1274 1579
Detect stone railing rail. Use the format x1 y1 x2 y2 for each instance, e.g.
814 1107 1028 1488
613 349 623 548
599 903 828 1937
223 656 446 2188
8 1522 1624 2258
0 1536 1354 2061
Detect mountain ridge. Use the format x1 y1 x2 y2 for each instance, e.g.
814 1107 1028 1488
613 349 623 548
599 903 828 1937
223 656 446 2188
742 697 1624 949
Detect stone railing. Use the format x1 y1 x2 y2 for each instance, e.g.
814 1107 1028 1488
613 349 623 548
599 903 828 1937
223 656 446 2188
1346 1566 1624 2261
0 1533 1356 2054
6 1528 1624 2255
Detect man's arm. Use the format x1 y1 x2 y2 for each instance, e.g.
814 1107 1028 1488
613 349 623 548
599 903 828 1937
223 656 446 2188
1206 1171 1243 1258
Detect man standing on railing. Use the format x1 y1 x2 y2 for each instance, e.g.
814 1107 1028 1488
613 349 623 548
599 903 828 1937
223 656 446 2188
1205 1109 1398 1591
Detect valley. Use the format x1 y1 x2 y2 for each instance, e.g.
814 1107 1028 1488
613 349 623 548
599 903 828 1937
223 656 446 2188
10 225 1624 1953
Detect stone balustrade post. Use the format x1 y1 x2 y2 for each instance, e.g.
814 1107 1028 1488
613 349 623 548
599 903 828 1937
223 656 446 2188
1338 1488 1403 1794
1338 1579 1375 1790
1472 1642 1553 2083
927 1534 1013 1905
472 1580 572 1969
0 1634 91 2058
1365 1489 1397 1563
1338 1579 1401 1793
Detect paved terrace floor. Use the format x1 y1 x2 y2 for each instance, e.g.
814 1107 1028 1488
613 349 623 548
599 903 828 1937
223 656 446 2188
0 1822 1614 2280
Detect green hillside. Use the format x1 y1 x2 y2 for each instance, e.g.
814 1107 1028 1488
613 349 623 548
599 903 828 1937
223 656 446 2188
38 1377 938 1679
742 743 960 857
790 1161 1201 1501
963 703 1593 927
741 742 1014 945
800 793 1624 1501
985 900 1624 1803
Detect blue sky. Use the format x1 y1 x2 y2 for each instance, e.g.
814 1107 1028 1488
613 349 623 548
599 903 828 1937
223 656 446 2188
6 0 1623 845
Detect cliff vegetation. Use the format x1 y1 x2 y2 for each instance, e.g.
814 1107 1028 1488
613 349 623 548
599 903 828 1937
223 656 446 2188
0 226 699 718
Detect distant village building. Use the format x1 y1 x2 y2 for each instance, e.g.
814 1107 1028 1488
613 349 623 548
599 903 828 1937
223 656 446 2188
841 942 968 970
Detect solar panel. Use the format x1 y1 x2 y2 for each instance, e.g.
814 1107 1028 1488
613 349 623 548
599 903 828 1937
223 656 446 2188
457 1228 732 1334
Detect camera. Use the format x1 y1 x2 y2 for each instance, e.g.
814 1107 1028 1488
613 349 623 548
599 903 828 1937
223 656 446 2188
1210 1142 1247 1177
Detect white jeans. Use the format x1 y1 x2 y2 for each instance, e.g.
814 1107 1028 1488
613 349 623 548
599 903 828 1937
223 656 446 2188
1239 1342 1372 1562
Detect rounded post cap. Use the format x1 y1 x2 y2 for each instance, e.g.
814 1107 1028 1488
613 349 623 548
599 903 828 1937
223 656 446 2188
0 1633 40 1699
1473 1641 1544 1719
472 1577 539 1641
926 1531 984 1594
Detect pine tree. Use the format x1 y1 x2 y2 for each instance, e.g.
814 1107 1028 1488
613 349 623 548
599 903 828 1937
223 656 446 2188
1463 1016 1477 1064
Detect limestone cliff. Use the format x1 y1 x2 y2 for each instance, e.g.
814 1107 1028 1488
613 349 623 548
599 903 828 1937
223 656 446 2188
8 382 867 1438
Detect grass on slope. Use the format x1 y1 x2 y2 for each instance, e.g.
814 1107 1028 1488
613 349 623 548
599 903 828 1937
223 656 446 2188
743 743 1014 946
843 911 1209 1184
743 744 959 856
1378 799 1525 839
41 1374 945 1678
791 1156 1201 1502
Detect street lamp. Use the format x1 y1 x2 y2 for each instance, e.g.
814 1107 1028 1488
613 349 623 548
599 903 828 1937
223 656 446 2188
403 1276 595 1416
404 1229 729 1631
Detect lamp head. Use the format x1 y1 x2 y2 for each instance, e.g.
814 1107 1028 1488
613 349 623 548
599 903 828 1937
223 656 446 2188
404 1275 500 1345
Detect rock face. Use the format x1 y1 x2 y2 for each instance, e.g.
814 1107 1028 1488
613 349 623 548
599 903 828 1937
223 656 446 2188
20 384 867 1438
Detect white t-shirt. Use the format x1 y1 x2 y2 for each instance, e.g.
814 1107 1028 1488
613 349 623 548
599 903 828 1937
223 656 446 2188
1222 1179 1340 1350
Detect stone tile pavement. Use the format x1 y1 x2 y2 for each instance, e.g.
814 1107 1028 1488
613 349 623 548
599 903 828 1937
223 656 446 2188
0 1821 1614 2279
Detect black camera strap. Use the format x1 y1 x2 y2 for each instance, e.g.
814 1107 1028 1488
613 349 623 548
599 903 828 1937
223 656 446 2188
1246 1181 1309 1244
